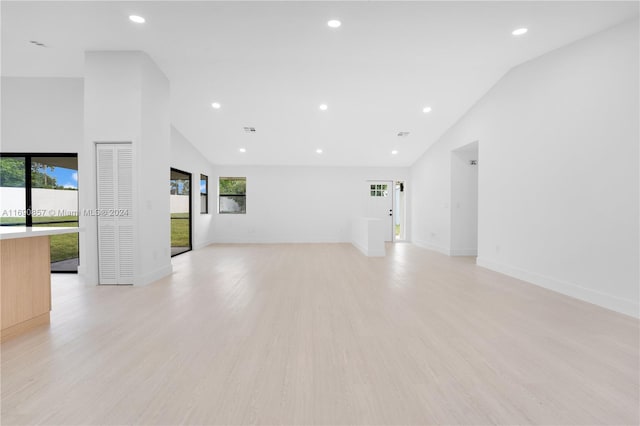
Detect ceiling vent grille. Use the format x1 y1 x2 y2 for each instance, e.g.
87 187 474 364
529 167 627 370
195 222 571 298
243 127 256 133
397 132 410 137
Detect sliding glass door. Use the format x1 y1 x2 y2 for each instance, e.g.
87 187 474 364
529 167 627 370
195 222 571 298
32 156 79 272
0 154 79 272
0 156 27 226
170 168 192 256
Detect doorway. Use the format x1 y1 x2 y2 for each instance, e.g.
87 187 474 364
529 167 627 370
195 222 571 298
170 168 192 256
450 142 479 256
365 180 394 242
394 181 406 241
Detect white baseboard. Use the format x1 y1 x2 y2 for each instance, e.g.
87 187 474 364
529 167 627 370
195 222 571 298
367 247 386 257
211 238 347 244
351 241 367 256
476 257 639 318
135 263 173 286
193 239 216 250
77 265 99 286
413 239 450 255
450 248 478 256
351 241 385 257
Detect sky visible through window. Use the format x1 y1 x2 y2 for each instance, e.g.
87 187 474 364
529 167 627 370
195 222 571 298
43 166 77 189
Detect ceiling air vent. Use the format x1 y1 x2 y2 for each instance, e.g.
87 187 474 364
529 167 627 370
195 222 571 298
243 127 256 133
397 131 410 137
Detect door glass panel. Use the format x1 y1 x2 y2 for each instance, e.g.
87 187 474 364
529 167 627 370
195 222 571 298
31 156 79 272
200 174 208 214
0 157 27 225
170 169 191 256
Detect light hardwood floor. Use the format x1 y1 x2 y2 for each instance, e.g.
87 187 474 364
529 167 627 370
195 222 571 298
1 243 638 425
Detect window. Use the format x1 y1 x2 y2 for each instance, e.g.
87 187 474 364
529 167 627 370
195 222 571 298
370 183 389 197
200 174 208 214
0 153 79 272
219 177 246 214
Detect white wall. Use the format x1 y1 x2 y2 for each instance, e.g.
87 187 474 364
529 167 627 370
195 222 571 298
1 77 83 153
82 51 172 286
351 217 386 257
410 19 639 317
170 126 216 249
211 166 409 243
0 75 215 275
139 53 172 283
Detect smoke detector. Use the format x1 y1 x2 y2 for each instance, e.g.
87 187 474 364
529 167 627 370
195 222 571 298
243 127 256 133
397 132 410 137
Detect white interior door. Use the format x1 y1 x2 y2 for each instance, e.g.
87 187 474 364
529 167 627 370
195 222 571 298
96 143 134 285
365 180 394 242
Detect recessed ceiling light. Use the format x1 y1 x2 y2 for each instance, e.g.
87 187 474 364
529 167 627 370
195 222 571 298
319 104 328 111
129 15 146 24
316 149 323 154
239 148 246 153
391 150 399 155
512 28 528 36
423 106 432 113
211 102 221 109
327 20 341 28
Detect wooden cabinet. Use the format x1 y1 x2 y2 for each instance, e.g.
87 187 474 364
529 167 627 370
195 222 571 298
0 227 80 341
1 236 51 341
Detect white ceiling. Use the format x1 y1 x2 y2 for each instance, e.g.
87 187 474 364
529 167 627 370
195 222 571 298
2 1 638 167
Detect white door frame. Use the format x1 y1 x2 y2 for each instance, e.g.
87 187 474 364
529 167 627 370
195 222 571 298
393 181 407 242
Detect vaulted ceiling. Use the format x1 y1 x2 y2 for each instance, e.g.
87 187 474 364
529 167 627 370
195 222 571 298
2 1 638 166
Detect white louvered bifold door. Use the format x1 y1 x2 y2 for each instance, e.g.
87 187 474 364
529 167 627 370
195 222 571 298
96 143 134 285
115 146 134 282
97 146 117 283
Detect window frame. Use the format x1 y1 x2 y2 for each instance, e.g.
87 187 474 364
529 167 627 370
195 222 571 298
170 167 193 256
218 176 247 214
200 174 209 214
0 152 79 273
0 152 79 226
370 183 389 197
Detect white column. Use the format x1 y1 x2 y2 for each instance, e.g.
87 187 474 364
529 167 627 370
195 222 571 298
80 51 172 286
